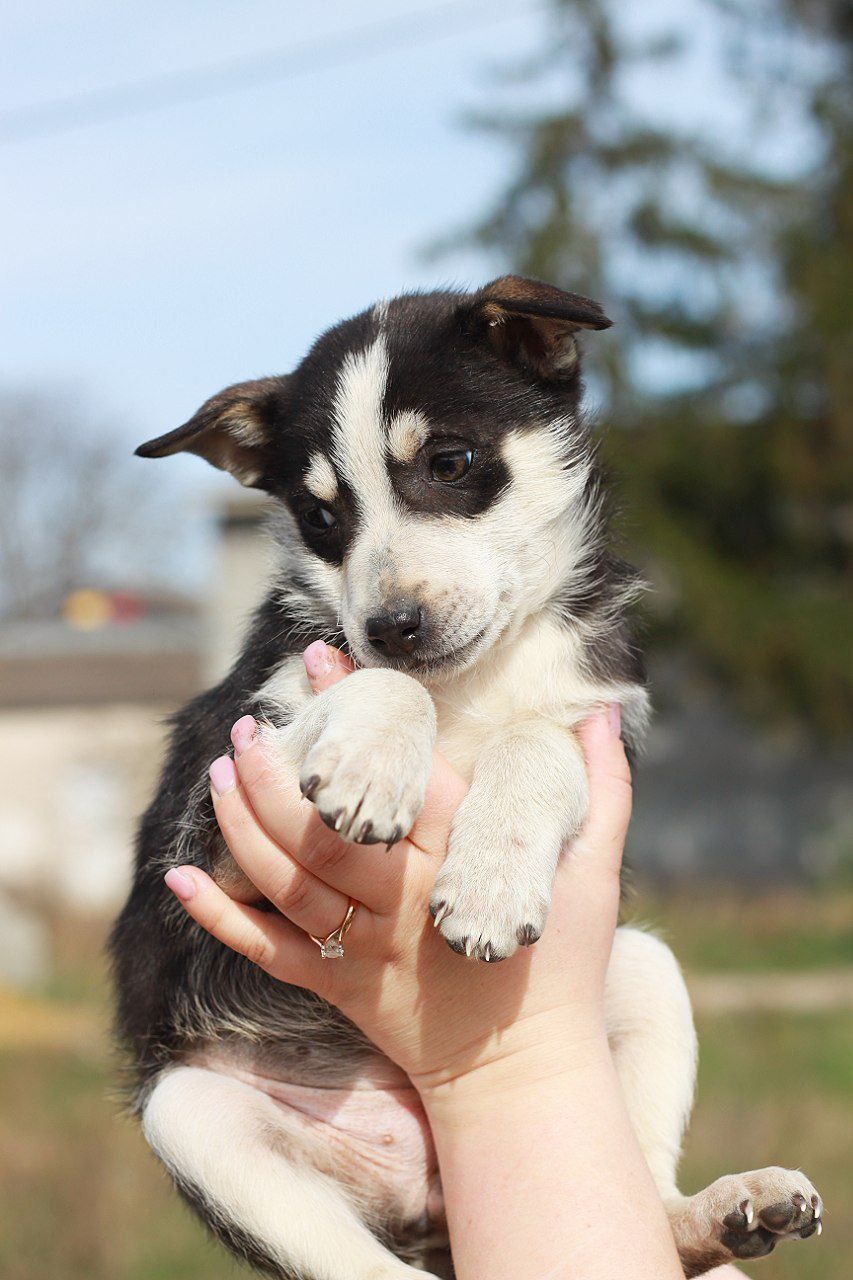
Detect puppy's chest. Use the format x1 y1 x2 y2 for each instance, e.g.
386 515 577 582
430 629 588 782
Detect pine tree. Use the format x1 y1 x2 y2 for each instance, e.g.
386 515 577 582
449 0 851 733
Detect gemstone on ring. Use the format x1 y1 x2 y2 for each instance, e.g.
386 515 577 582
310 899 357 959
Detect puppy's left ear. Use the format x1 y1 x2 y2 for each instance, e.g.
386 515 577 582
464 275 611 381
135 375 290 489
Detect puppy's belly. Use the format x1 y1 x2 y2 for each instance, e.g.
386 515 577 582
194 1055 443 1227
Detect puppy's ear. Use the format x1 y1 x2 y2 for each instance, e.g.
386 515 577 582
135 375 289 489
463 275 611 381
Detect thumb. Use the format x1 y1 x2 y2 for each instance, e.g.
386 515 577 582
303 640 356 694
570 706 633 878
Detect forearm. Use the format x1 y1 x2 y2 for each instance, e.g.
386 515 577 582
422 1022 684 1280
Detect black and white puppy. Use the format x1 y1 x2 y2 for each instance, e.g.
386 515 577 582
111 277 821 1280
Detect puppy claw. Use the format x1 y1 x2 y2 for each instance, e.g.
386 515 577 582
816 1221 823 1236
744 1200 754 1226
431 902 450 929
301 774 321 801
483 943 491 962
464 937 473 958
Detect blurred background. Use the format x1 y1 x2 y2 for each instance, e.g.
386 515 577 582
1 2 850 1277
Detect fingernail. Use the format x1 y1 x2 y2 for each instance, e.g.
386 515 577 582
607 702 622 738
209 755 237 794
303 640 335 679
230 715 257 755
165 867 196 902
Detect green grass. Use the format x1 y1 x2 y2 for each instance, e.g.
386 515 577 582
0 1049 240 1280
625 888 853 973
683 1010 852 1279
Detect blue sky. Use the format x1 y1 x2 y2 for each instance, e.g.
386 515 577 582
1 1 821 593
2 2 543 445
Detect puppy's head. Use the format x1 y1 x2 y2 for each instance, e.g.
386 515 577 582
137 276 611 679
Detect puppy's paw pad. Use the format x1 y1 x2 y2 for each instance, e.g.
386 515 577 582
680 1168 823 1264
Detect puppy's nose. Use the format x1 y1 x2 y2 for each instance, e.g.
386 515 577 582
366 601 424 657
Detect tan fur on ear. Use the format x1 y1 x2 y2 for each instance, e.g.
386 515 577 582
470 275 612 381
135 375 290 489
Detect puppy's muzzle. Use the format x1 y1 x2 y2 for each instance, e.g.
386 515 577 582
365 599 424 658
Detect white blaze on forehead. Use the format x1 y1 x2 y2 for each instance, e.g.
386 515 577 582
330 335 396 514
388 409 430 463
304 452 338 503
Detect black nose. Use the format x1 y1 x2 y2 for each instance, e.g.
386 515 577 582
366 601 424 657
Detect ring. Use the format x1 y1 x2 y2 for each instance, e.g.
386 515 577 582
310 899 358 960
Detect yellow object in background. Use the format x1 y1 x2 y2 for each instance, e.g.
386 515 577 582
62 589 113 631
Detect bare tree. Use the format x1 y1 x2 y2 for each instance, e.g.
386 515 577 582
0 388 177 619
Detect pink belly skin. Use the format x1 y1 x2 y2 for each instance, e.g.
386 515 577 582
200 1059 444 1226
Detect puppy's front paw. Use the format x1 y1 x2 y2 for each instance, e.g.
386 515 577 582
429 852 551 963
299 729 431 846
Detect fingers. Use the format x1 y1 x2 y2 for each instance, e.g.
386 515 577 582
569 706 632 879
164 865 321 988
303 641 354 694
209 756 358 938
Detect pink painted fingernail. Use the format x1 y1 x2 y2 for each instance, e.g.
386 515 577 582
303 640 334 679
209 755 237 794
230 715 257 755
165 867 196 901
607 702 622 739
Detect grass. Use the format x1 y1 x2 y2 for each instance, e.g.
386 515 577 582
0 891 850 1279
625 887 853 973
684 1010 851 1279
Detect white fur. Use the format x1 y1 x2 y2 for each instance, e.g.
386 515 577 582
387 409 430 463
305 452 338 503
267 667 437 845
330 336 395 520
143 1066 431 1280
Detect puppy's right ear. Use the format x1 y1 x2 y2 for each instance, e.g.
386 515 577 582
135 375 290 489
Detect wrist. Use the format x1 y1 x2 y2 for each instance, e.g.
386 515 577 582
413 1006 610 1115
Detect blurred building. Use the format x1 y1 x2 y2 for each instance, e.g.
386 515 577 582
0 491 272 985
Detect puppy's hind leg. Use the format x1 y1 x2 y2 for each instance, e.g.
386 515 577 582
143 1065 434 1280
605 927 697 1203
606 929 823 1277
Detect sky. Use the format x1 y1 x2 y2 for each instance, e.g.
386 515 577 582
1 0 823 594
2 1 544 444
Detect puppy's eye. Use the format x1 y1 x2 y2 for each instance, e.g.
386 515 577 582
301 505 337 532
430 449 473 483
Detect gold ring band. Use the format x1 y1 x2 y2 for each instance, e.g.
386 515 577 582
310 898 357 959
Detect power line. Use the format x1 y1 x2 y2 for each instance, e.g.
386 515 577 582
0 0 541 146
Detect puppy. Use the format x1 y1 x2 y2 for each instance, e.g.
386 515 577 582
111 277 821 1278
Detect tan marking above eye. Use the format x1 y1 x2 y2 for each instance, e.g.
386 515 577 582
304 453 338 503
387 410 431 464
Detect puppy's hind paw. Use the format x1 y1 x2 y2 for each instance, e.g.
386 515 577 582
668 1168 823 1276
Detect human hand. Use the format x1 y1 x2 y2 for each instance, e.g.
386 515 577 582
165 642 632 1098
